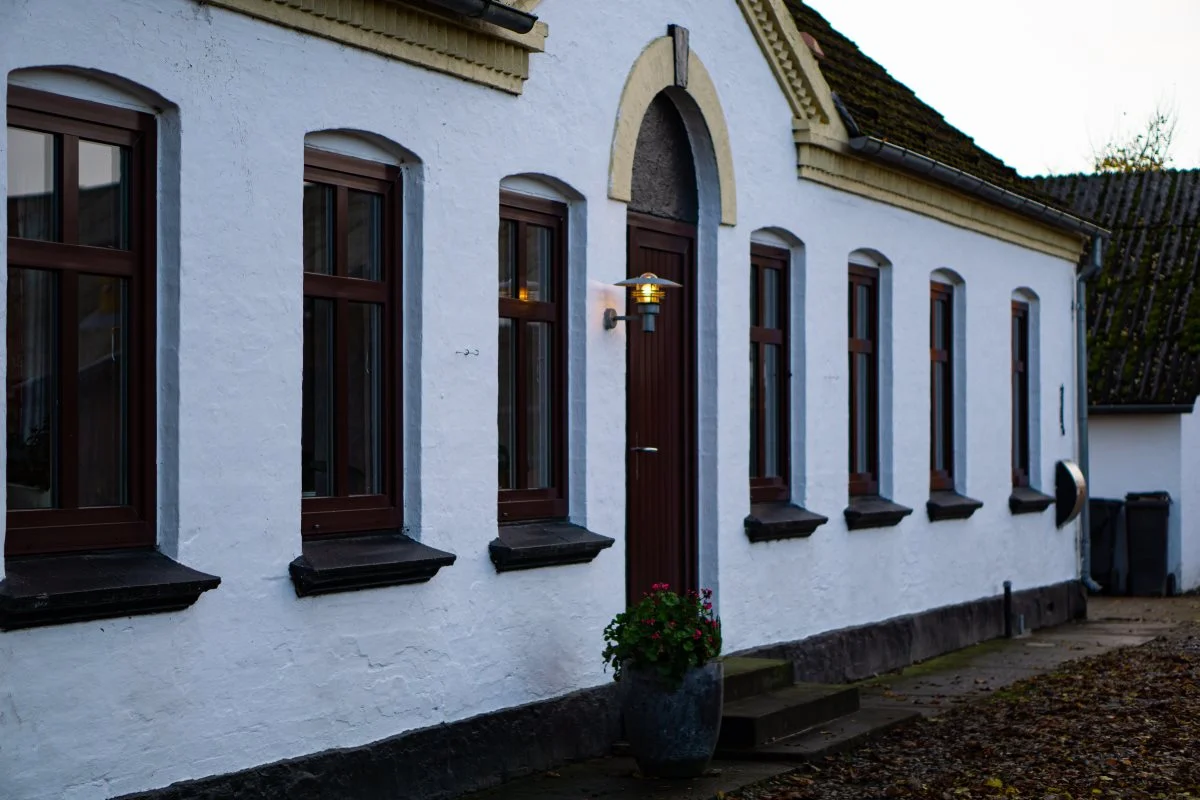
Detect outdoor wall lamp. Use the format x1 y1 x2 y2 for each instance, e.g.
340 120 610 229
603 273 682 333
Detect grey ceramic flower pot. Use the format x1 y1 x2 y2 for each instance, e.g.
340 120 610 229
622 660 724 778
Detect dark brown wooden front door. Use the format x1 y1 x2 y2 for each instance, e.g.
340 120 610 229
625 213 697 605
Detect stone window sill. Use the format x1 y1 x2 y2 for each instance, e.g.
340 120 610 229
744 501 829 542
489 521 614 572
927 490 984 521
1009 487 1055 515
0 550 220 631
289 531 456 597
844 495 913 530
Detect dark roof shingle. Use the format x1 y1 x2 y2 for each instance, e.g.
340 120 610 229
1037 170 1200 407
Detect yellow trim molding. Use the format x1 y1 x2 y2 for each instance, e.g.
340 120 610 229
734 0 837 132
608 37 737 226
797 143 1084 261
201 0 547 95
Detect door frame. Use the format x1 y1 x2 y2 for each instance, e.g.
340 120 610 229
625 210 699 602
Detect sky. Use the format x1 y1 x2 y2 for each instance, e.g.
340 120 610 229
813 0 1200 177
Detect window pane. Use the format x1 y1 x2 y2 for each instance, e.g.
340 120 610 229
6 268 56 509
303 182 333 275
523 224 553 302
855 283 870 339
498 318 516 490
78 140 130 249
302 297 335 497
6 128 58 242
763 268 780 329
749 343 758 477
347 190 383 280
347 302 383 495
933 362 946 472
764 343 780 477
525 321 552 489
77 275 128 506
854 352 869 473
499 219 517 299
750 267 760 328
933 298 946 349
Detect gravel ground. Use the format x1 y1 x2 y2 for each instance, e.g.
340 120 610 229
724 623 1200 800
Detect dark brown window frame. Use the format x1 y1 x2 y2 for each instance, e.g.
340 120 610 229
749 244 790 504
301 148 402 538
1011 300 1031 488
930 281 954 491
497 191 568 523
5 86 157 557
848 264 879 497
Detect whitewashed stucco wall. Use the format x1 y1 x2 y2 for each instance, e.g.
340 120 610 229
0 0 1082 797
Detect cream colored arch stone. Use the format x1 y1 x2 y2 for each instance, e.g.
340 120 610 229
608 37 737 227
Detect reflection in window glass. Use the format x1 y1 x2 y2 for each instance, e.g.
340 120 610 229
524 224 553 302
347 302 382 495
499 219 517 299
6 128 58 242
525 321 552 488
764 343 780 477
302 297 335 497
933 361 946 471
347 190 382 280
749 343 758 477
6 268 57 509
763 268 780 329
854 352 869 473
77 274 128 506
303 182 333 275
498 318 516 490
78 140 130 249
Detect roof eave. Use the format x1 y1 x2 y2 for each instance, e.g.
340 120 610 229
848 136 1110 240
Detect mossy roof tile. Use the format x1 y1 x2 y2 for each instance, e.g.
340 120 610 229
1037 170 1200 407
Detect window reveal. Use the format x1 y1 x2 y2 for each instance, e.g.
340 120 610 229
749 245 789 503
5 87 155 556
498 193 567 522
301 149 401 537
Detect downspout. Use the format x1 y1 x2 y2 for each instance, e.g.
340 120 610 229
1077 236 1103 592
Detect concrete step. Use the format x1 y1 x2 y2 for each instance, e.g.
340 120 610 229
717 705 921 761
719 683 860 749
722 657 794 703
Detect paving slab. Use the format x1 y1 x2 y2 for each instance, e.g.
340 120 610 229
460 757 790 800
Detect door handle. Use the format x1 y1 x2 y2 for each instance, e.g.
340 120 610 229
630 446 658 453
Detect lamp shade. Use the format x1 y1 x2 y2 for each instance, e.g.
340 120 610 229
614 273 681 306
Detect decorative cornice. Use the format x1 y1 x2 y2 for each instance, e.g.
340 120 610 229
200 0 547 95
796 142 1085 262
734 0 835 128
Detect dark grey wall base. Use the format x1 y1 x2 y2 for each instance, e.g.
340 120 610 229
735 579 1086 684
115 683 622 800
116 579 1083 800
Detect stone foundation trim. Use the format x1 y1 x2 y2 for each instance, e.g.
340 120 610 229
113 682 621 800
744 501 828 542
0 550 220 631
735 579 1086 684
288 531 455 597
926 490 983 521
489 521 615 572
844 495 913 530
199 0 547 95
1009 487 1055 515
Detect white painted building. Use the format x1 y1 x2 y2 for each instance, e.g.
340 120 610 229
1 1 1099 798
